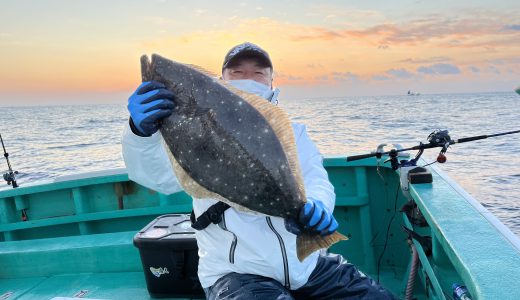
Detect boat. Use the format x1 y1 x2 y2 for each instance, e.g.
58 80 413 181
407 90 420 96
515 86 520 95
1 154 520 299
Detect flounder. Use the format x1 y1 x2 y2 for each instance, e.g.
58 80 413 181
140 54 347 260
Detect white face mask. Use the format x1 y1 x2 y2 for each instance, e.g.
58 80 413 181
227 79 280 105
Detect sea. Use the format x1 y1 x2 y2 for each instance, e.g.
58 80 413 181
0 91 519 237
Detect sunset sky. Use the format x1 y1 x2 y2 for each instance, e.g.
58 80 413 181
1 0 519 105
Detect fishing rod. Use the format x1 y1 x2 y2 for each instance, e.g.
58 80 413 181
346 129 520 170
1 133 19 188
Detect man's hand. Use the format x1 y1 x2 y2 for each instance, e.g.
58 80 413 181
299 199 339 236
128 81 176 137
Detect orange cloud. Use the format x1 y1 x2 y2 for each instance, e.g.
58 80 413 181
1 9 519 98
289 12 520 50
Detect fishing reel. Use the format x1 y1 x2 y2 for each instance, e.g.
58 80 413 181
427 130 451 163
1 133 19 188
347 127 520 201
3 170 19 187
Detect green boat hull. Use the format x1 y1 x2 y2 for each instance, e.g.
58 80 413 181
1 157 519 299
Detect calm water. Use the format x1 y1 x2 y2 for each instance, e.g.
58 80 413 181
0 92 519 236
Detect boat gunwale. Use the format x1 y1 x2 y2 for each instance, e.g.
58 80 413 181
428 163 520 252
0 168 130 198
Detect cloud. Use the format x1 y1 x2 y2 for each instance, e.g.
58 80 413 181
292 27 344 41
288 11 520 50
400 56 451 64
306 63 324 69
489 59 505 65
386 68 414 79
416 63 461 75
331 71 358 82
193 9 207 16
503 24 520 31
314 75 329 81
487 65 501 74
469 66 480 73
274 72 304 82
416 66 435 74
305 5 388 27
372 75 390 80
287 75 304 80
324 14 336 20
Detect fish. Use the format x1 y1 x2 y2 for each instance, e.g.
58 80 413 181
140 54 347 261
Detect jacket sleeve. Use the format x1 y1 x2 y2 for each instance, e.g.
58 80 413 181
293 123 336 212
121 122 183 195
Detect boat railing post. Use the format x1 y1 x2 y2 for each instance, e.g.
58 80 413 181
72 187 93 235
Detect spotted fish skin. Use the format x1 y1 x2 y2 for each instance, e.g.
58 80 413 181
142 54 303 219
140 54 347 260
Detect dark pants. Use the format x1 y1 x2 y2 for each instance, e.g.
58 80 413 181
204 253 398 300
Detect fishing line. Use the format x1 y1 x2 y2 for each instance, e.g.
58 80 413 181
421 161 437 168
376 159 387 184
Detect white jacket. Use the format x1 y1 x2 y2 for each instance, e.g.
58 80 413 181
121 121 336 289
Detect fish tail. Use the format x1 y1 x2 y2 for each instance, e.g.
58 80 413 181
296 231 348 261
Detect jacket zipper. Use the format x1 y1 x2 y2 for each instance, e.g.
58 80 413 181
266 217 290 289
220 213 237 264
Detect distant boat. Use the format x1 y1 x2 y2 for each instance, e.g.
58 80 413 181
515 86 520 95
407 90 420 96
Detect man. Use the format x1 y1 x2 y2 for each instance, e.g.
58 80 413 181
122 42 396 299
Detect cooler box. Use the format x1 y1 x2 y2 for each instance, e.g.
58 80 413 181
133 214 204 298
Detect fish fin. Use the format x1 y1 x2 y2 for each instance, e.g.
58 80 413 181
140 55 152 82
185 64 220 78
237 90 307 201
296 231 348 261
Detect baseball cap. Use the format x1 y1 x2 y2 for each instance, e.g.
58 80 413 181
222 42 273 71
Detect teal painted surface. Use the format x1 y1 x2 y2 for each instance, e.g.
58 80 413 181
410 167 520 299
0 170 193 242
14 273 203 300
0 277 47 300
0 231 142 278
0 158 519 299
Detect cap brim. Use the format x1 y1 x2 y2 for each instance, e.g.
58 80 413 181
223 50 272 69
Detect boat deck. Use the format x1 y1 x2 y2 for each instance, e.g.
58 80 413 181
1 273 160 300
2 159 520 299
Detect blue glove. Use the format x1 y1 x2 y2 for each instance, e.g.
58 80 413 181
299 199 338 236
128 81 176 137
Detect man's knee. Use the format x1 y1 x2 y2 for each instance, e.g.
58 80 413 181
206 273 294 300
295 253 398 299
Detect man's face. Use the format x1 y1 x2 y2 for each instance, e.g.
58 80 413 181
222 58 273 88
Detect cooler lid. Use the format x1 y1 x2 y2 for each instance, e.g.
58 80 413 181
133 214 197 247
